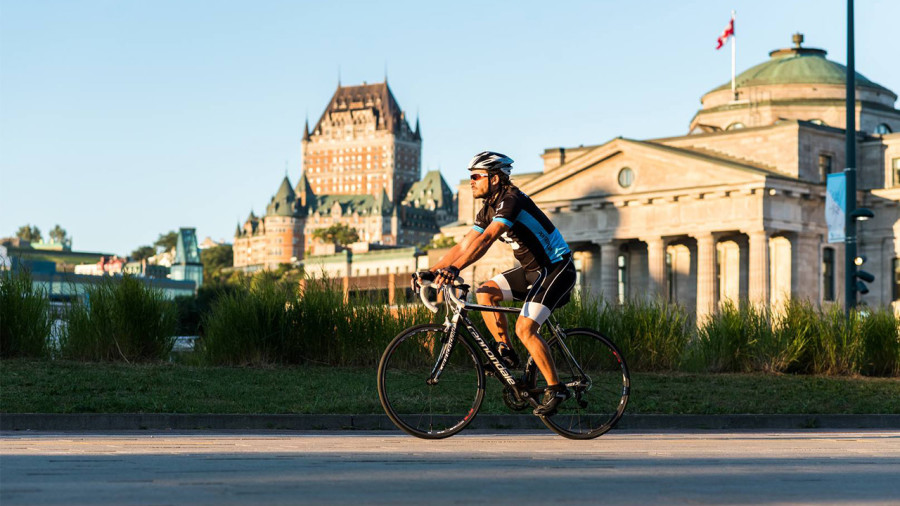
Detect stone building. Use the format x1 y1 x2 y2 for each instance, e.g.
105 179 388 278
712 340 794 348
234 81 456 270
447 35 900 316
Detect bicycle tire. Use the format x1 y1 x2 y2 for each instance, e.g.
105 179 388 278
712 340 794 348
537 328 630 440
377 323 485 439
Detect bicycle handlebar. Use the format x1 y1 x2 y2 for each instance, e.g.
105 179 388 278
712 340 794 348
416 277 466 314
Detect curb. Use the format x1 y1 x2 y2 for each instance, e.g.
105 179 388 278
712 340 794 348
2 413 899 431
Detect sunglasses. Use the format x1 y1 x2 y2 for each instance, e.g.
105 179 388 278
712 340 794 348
470 173 490 181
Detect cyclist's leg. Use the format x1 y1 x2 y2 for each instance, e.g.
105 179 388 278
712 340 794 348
475 267 528 348
516 257 577 386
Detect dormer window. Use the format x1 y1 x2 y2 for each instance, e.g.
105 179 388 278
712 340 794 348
809 119 826 126
875 123 892 135
726 122 745 130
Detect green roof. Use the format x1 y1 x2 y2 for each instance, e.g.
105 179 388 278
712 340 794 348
710 45 891 95
266 176 299 217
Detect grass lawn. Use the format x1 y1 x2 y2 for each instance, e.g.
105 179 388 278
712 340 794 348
2 358 898 415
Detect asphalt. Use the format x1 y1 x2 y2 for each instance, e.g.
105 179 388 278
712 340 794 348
2 413 898 431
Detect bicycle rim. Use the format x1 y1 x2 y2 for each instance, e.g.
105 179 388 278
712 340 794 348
540 328 630 439
377 324 485 439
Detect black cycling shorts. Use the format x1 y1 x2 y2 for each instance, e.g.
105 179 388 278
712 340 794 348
488 255 576 325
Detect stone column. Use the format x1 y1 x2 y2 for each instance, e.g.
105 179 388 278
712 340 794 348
792 233 820 302
695 233 717 320
643 237 667 300
388 272 396 306
599 241 619 303
576 247 603 299
748 229 770 306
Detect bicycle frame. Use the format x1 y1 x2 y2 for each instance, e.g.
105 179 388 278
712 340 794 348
421 281 587 406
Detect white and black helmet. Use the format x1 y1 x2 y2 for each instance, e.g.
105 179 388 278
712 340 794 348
467 151 513 176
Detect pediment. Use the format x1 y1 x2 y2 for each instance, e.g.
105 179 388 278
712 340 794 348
520 138 773 201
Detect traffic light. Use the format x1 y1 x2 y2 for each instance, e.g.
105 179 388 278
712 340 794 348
853 255 875 295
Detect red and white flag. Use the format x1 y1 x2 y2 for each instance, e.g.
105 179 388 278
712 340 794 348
716 16 735 49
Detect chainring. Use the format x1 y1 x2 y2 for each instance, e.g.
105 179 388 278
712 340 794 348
502 386 529 411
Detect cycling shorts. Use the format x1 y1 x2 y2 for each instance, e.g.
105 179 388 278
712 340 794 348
488 255 576 325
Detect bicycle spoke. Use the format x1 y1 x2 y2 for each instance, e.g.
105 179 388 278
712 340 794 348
378 324 484 439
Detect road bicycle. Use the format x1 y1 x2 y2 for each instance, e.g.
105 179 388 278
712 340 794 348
377 274 630 440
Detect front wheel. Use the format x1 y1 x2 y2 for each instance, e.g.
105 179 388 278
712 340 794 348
538 328 630 439
377 324 485 439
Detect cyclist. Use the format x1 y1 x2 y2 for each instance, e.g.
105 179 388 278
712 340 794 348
418 151 577 416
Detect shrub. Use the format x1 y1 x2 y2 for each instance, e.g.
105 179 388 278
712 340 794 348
0 269 52 358
60 275 177 362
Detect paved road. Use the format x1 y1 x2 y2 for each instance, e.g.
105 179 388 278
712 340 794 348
2 430 899 505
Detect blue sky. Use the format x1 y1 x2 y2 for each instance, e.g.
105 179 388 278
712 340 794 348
1 0 897 255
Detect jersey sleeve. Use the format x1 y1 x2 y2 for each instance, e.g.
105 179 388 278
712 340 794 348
473 204 489 233
491 193 520 227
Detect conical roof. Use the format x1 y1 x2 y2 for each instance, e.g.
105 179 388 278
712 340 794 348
266 176 299 217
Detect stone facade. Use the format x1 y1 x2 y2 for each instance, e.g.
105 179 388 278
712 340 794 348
234 81 456 270
445 36 900 316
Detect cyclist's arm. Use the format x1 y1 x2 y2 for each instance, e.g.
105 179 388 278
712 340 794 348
446 221 508 272
431 229 481 271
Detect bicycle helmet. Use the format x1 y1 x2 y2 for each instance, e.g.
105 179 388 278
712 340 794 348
467 151 513 176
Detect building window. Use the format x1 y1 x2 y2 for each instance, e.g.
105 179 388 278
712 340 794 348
822 248 835 302
726 122 745 130
809 119 826 126
665 252 674 299
875 123 892 135
893 258 900 302
617 254 628 304
617 167 634 188
818 154 833 182
893 158 900 187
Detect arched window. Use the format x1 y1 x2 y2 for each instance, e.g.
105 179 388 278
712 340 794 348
822 248 835 302
617 254 628 304
726 122 745 130
875 123 893 135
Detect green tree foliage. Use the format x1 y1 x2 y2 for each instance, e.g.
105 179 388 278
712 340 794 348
423 235 457 251
201 244 233 283
130 245 156 261
154 231 179 253
48 224 69 246
312 224 359 247
15 224 42 242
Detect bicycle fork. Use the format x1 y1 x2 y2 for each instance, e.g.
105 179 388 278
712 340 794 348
427 317 459 385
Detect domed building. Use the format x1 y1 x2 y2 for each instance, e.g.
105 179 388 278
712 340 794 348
450 35 900 315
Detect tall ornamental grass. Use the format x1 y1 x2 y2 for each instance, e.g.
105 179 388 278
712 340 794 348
60 275 177 362
554 293 692 371
199 275 433 366
0 269 52 358
858 307 900 376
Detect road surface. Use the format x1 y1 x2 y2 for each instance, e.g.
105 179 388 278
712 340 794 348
2 430 898 505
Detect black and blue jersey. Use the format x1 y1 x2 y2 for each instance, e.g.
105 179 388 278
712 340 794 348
473 185 571 271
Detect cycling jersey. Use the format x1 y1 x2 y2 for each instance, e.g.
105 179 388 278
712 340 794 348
473 185 571 271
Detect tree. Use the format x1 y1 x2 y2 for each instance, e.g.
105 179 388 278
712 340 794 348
15 225 42 243
423 235 457 251
49 224 69 246
312 224 359 247
154 231 179 253
130 245 156 261
200 244 233 283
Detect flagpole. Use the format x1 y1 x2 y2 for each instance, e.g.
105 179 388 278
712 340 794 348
731 10 737 100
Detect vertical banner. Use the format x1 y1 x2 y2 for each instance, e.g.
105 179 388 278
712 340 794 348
826 173 846 243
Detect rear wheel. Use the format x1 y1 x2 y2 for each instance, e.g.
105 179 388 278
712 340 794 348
377 324 485 439
537 328 630 439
